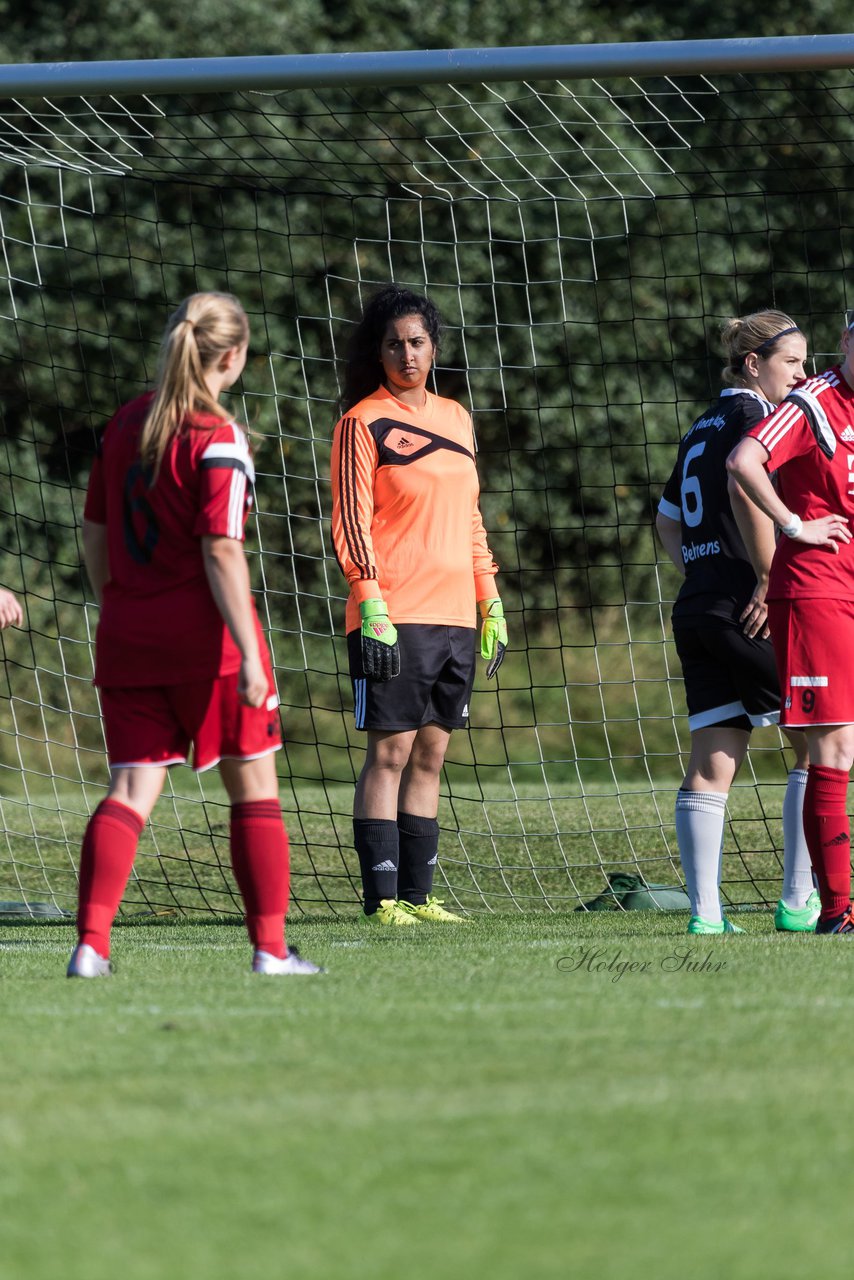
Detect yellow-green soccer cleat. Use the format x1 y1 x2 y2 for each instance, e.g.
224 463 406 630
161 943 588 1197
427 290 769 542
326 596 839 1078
364 898 423 926
774 890 820 933
687 915 744 935
399 895 468 923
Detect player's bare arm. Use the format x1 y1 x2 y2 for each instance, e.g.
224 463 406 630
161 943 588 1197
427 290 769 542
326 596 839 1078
726 476 775 638
201 535 267 708
82 518 110 605
654 510 686 576
727 436 852 553
0 587 23 629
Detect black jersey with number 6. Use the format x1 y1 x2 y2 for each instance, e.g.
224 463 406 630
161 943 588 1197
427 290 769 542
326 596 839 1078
658 388 775 623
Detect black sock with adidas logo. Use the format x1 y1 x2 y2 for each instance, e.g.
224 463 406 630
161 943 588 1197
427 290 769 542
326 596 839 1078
397 812 440 906
353 818 399 914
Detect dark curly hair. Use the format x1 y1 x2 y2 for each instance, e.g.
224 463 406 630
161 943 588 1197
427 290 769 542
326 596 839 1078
341 284 442 412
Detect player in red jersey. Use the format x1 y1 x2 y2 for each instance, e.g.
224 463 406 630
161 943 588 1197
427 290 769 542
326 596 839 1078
331 285 506 925
68 292 321 976
656 311 814 935
728 312 854 934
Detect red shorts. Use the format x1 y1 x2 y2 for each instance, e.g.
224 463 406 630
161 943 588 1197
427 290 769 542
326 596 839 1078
768 597 854 727
100 668 282 772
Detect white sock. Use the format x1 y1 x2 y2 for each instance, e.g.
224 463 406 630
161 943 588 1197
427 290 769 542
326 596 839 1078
781 769 813 909
675 789 728 923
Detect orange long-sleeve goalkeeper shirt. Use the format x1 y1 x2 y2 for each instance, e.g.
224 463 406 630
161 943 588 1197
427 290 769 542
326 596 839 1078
331 385 499 634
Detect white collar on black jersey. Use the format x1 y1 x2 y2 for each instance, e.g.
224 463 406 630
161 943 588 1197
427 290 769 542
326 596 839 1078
720 387 775 414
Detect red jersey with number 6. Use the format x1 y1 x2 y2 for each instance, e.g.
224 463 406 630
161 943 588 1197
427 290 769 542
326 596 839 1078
84 391 263 687
746 366 854 601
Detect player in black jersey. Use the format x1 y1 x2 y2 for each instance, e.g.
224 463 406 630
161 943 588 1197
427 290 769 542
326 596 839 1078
656 310 815 934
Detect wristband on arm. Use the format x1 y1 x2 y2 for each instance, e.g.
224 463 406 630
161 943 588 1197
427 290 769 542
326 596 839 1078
359 598 400 682
478 597 507 679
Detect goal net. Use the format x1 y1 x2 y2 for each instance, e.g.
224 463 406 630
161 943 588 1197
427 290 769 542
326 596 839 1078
1 45 852 917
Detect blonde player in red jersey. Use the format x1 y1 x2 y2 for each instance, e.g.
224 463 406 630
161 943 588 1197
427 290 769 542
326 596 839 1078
728 311 854 934
68 292 321 977
331 285 506 925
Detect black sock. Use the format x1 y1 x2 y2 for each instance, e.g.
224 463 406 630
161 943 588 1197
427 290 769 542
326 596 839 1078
397 811 439 906
353 818 399 914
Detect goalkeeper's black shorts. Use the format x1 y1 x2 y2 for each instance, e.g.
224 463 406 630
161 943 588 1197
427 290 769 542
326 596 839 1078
347 624 476 732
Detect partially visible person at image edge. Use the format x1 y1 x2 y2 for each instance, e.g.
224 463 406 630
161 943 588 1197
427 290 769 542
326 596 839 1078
0 589 22 630
728 309 854 935
330 284 507 926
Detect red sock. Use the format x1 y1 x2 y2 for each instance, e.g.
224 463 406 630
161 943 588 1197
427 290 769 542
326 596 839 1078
77 799 145 958
230 800 290 958
803 765 851 921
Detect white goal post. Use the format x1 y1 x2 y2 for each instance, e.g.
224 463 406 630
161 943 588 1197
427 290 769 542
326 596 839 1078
1 36 852 917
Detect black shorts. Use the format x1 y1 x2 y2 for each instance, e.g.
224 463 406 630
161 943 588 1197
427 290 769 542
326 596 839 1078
347 624 477 732
672 616 781 732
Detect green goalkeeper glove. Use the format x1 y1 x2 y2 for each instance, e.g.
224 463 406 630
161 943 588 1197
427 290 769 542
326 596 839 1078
360 598 401 682
478 597 507 679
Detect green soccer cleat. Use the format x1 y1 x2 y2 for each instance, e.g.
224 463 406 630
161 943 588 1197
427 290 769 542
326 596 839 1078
363 898 423 926
399 895 468 923
774 890 820 933
687 915 744 935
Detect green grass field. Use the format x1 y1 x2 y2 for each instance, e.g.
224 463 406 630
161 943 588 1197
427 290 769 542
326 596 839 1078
1 910 849 1280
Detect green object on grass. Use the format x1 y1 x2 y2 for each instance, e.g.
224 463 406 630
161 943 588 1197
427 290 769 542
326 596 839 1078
576 872 690 913
0 900 72 918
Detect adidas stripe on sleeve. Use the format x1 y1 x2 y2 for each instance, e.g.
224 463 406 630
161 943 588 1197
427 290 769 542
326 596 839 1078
195 423 255 540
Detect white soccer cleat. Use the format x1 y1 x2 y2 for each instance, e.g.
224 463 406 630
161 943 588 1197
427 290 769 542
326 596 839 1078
66 943 112 978
252 945 324 975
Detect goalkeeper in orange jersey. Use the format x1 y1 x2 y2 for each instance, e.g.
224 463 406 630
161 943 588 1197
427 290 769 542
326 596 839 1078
331 284 506 924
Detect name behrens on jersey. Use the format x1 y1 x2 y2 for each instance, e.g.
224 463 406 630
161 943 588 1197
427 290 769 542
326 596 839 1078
682 539 722 562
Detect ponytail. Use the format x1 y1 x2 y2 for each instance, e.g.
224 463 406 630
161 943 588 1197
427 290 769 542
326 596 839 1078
140 292 249 474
